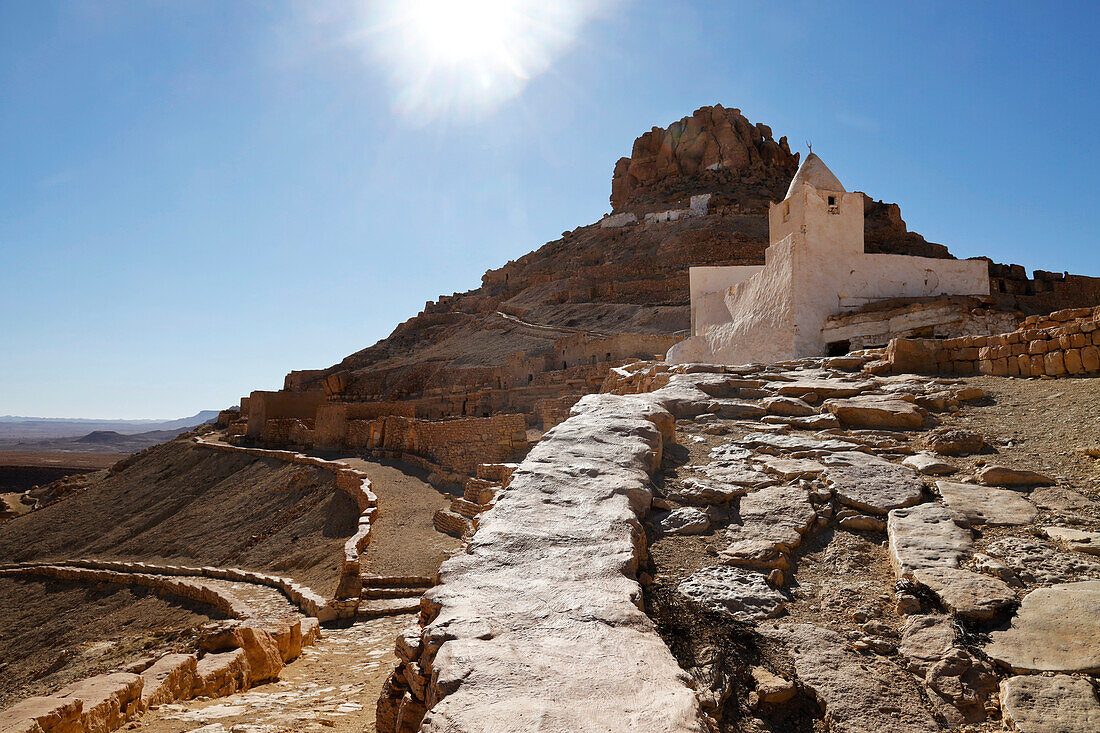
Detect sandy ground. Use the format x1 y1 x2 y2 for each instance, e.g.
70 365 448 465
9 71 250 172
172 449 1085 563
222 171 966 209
0 451 124 469
0 578 217 709
334 456 463 578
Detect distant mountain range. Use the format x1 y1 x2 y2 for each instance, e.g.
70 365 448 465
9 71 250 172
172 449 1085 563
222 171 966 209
0 411 220 441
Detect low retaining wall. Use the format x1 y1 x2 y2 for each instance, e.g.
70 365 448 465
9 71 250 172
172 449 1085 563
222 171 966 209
0 560 324 733
883 306 1100 377
0 558 333 622
375 393 704 732
192 437 377 611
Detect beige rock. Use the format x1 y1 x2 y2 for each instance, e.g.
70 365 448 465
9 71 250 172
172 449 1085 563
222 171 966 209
721 484 816 568
140 653 197 708
757 457 825 480
985 581 1100 673
775 379 872 399
655 506 710 535
914 428 986 456
707 399 766 419
898 615 957 674
668 477 747 505
902 452 957 475
1000 674 1100 733
194 648 250 698
53 672 144 733
823 397 926 430
1045 526 1100 556
823 452 924 514
887 503 971 577
738 431 859 455
750 667 796 704
761 396 816 417
985 537 1100 586
677 566 786 623
911 566 1016 621
0 696 83 733
936 481 1037 526
975 465 1055 487
762 623 940 732
1031 487 1100 518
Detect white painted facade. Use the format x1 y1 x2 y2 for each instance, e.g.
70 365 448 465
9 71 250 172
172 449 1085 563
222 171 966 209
668 154 990 365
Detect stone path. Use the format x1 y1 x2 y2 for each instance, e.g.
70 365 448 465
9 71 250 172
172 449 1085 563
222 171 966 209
134 613 412 733
635 359 1100 730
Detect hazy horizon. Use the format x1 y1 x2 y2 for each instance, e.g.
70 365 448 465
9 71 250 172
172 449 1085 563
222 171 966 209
3 1 1098 418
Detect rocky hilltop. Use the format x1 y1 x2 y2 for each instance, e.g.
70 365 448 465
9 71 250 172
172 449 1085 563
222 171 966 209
291 106 955 403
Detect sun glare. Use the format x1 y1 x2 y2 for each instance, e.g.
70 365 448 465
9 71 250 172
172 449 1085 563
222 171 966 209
364 0 610 122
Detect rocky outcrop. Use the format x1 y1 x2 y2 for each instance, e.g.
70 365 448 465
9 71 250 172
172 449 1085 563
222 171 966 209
609 105 798 211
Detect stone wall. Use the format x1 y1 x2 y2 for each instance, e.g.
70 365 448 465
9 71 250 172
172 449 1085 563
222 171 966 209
989 263 1100 315
375 394 704 732
245 390 326 439
534 394 583 430
883 306 1100 377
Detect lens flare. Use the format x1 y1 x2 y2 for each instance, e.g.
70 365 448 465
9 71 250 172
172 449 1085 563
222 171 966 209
364 0 611 122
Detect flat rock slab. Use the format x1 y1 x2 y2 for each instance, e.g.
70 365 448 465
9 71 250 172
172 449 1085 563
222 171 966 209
721 485 816 568
701 463 774 489
738 432 858 456
1031 487 1100 518
898 615 958 674
757 457 825 480
667 478 746 505
1045 526 1100 556
707 399 766 420
936 481 1037 526
824 397 926 431
823 452 924 514
887 503 972 576
985 537 1100 585
677 566 785 623
775 379 873 399
985 580 1100 673
911 566 1016 621
762 624 941 733
903 453 958 476
762 396 816 417
655 507 710 535
1000 674 1100 733
975 465 1055 487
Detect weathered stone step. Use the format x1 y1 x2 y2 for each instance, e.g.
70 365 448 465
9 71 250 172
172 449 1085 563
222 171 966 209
433 508 473 538
357 597 421 619
361 586 424 600
451 497 488 518
361 574 434 588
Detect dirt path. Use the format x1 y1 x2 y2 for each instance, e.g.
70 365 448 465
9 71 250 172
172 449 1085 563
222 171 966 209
333 456 463 578
134 613 413 733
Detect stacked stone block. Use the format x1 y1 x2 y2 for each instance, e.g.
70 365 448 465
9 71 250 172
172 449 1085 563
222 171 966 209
886 306 1100 378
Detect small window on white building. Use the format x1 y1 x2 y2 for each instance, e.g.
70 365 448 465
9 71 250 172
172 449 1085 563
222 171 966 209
827 195 837 206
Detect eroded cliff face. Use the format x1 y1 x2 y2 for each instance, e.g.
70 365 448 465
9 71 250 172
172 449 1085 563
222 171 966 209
609 105 799 212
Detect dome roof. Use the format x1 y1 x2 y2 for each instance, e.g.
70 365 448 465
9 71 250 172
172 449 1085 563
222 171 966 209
784 152 846 199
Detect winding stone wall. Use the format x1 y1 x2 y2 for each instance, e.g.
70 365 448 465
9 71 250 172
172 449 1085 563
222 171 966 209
376 393 703 732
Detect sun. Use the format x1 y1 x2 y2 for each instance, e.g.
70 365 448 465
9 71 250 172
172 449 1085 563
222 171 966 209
364 0 608 121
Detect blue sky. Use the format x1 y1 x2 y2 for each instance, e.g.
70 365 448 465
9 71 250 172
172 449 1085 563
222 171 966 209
2 1 1098 418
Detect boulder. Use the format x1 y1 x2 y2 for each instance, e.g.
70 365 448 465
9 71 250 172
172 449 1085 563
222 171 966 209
140 653 197 708
985 580 1100 673
677 566 785 623
985 537 1100 586
823 397 926 430
910 566 1016 621
1031 487 1100 518
1045 526 1100 556
655 507 710 535
707 399 766 420
902 453 957 476
914 429 986 456
53 672 144 733
721 484 816 568
975 465 1055 487
761 396 815 417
